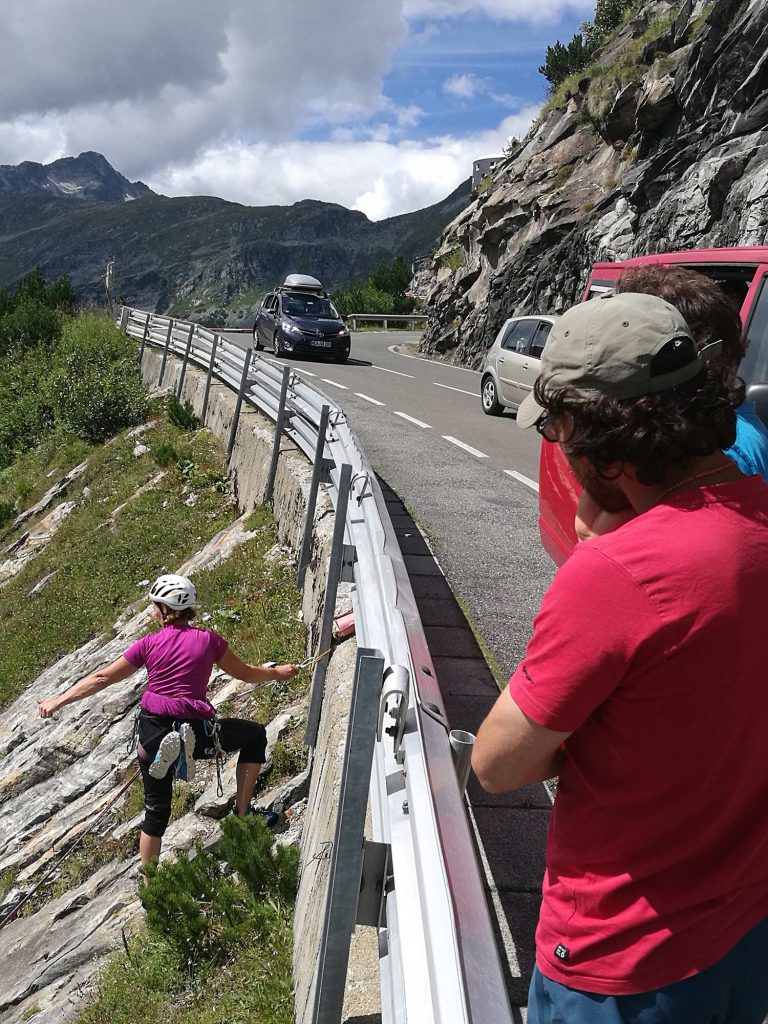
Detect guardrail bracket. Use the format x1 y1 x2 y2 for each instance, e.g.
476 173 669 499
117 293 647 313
356 840 389 928
340 543 357 583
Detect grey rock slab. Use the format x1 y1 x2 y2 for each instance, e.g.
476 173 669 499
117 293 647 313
11 463 88 532
0 501 77 586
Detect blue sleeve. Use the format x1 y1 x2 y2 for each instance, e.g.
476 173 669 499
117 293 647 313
724 402 768 482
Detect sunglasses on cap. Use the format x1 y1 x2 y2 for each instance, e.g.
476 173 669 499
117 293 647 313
535 412 559 442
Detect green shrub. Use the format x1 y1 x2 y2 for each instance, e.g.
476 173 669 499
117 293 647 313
140 816 298 973
151 440 179 467
332 254 418 316
46 315 148 443
218 814 299 905
165 394 199 431
439 247 465 272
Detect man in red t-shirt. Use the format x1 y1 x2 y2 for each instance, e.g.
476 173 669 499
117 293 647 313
473 293 768 1023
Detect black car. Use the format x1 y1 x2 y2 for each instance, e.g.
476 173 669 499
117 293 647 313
253 275 350 363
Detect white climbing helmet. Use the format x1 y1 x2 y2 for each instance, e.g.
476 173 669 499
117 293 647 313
148 574 197 610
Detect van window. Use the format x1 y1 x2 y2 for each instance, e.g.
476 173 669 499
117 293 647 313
741 276 768 386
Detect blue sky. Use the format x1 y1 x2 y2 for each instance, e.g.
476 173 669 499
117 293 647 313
0 0 593 218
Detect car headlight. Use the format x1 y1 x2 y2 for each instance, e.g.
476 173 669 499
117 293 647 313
337 326 349 335
281 319 302 335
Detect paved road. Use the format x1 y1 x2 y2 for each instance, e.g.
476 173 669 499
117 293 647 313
225 329 555 680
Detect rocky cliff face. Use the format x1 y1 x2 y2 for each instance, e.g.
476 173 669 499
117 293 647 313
0 152 153 203
420 0 768 365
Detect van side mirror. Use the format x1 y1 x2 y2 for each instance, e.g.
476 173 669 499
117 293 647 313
746 382 768 429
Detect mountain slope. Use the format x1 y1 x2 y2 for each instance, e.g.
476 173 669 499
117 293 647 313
0 154 470 321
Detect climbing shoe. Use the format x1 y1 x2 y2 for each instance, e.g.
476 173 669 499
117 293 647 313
178 723 196 783
149 731 181 779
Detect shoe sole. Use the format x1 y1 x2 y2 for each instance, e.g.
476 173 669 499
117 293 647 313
180 723 196 783
149 731 181 779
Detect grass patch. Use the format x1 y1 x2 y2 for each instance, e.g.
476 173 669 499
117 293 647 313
438 247 465 272
455 594 505 690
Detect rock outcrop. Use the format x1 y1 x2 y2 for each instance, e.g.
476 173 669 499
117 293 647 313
420 0 768 365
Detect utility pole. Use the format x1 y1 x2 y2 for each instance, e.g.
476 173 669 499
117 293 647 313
104 260 115 316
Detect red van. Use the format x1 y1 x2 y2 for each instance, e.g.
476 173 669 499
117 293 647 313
538 246 768 565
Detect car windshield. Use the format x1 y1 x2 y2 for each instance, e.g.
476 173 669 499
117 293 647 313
282 293 340 319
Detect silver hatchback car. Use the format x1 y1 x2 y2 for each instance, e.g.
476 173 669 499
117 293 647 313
480 314 557 416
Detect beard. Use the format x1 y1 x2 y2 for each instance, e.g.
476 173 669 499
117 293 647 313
567 455 631 513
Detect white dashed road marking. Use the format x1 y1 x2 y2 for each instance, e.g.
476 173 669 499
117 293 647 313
394 411 432 429
373 364 415 378
321 378 348 389
434 382 478 398
443 436 488 458
355 392 386 406
505 470 539 493
295 369 316 377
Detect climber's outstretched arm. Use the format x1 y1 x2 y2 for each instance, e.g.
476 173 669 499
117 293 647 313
38 656 136 717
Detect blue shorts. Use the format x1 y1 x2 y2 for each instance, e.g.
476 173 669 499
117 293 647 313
528 916 768 1024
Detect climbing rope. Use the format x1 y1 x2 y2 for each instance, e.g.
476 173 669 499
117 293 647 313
0 766 141 931
233 647 332 701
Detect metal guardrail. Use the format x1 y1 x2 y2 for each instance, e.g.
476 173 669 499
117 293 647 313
120 306 513 1024
346 313 426 331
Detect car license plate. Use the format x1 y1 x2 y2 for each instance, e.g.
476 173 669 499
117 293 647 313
313 339 332 348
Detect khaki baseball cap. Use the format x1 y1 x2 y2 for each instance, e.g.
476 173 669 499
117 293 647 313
517 292 721 429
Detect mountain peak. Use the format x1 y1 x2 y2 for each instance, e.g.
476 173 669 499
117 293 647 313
0 152 153 203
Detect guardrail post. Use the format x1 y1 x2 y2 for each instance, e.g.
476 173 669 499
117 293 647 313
310 647 386 1024
383 318 388 331
449 729 476 794
227 347 253 459
304 463 353 747
297 404 331 591
158 319 174 387
139 314 150 362
350 316 356 331
177 323 195 398
201 333 220 425
263 365 291 505
119 306 129 332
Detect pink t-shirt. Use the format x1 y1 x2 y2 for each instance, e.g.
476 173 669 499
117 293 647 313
124 623 228 719
509 476 768 995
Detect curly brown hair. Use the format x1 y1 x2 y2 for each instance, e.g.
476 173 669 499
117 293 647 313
615 265 745 382
534 369 743 486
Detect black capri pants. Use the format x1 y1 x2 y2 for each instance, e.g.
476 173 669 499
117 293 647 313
137 711 267 837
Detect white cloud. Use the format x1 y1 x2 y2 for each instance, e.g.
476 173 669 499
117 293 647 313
149 108 539 221
0 0 550 219
443 73 486 99
404 0 592 23
0 0 408 175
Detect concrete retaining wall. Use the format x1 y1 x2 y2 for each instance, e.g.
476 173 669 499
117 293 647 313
139 349 379 1022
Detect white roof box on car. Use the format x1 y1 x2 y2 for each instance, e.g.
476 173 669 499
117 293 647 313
282 274 324 293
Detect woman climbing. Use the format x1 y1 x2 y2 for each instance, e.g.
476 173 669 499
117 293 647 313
37 573 300 879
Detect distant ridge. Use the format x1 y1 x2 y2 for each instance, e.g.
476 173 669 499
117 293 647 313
0 153 470 323
0 151 153 203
